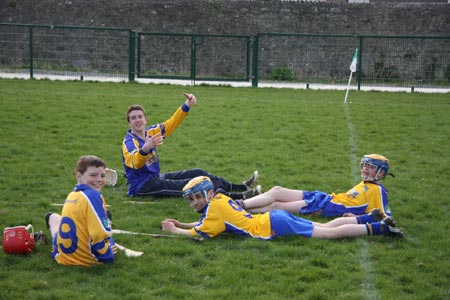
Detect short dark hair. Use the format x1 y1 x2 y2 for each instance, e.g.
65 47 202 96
76 155 106 174
127 104 146 122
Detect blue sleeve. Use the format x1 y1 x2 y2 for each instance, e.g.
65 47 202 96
92 236 115 263
181 103 190 112
82 188 115 263
380 186 392 217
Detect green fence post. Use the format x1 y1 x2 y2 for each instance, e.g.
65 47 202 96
191 34 196 81
29 25 33 79
136 32 141 78
128 30 136 82
252 35 259 87
357 36 363 91
246 35 251 81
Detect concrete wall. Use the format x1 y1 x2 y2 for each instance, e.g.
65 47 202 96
1 0 449 36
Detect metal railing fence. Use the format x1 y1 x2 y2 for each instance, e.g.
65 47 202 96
137 32 251 81
253 33 450 89
0 23 134 81
253 33 359 86
358 35 450 88
1 23 449 90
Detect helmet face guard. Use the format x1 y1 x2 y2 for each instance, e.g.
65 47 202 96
360 154 389 181
2 225 35 255
182 176 214 198
182 176 214 212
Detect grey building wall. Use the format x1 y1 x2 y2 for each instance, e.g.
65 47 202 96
1 0 449 36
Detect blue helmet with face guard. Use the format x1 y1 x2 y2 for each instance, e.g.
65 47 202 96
360 154 389 181
182 176 214 213
182 176 214 198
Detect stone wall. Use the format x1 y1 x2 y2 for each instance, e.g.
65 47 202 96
1 0 449 36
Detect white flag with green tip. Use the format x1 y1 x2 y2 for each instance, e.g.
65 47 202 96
349 48 358 73
344 48 358 104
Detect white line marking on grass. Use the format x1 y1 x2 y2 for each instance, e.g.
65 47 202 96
344 103 378 300
358 239 378 300
344 104 359 176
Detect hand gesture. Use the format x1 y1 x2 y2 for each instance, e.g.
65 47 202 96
161 219 177 233
162 218 182 227
183 92 197 107
142 132 163 153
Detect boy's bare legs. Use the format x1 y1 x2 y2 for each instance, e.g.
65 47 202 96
310 215 404 239
243 186 307 214
312 216 361 238
312 224 368 239
312 216 358 228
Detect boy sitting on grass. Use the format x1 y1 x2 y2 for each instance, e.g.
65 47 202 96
121 93 260 200
46 155 116 266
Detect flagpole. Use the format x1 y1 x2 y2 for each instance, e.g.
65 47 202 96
344 48 358 104
344 71 353 104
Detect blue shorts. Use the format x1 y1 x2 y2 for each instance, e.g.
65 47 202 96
269 210 314 238
300 190 366 217
299 190 333 215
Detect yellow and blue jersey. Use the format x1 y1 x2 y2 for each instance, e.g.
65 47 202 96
51 184 115 266
329 181 391 217
190 193 273 240
189 193 315 240
122 104 190 196
301 181 391 217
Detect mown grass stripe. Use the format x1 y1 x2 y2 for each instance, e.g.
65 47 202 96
344 103 378 300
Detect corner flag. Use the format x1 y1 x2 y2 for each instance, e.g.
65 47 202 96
350 48 358 73
344 48 358 104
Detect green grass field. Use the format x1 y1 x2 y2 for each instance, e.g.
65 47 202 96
0 78 449 300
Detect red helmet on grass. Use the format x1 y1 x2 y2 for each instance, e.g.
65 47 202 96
2 225 36 255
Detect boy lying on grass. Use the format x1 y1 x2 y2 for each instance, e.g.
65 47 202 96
236 154 395 219
161 176 404 240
